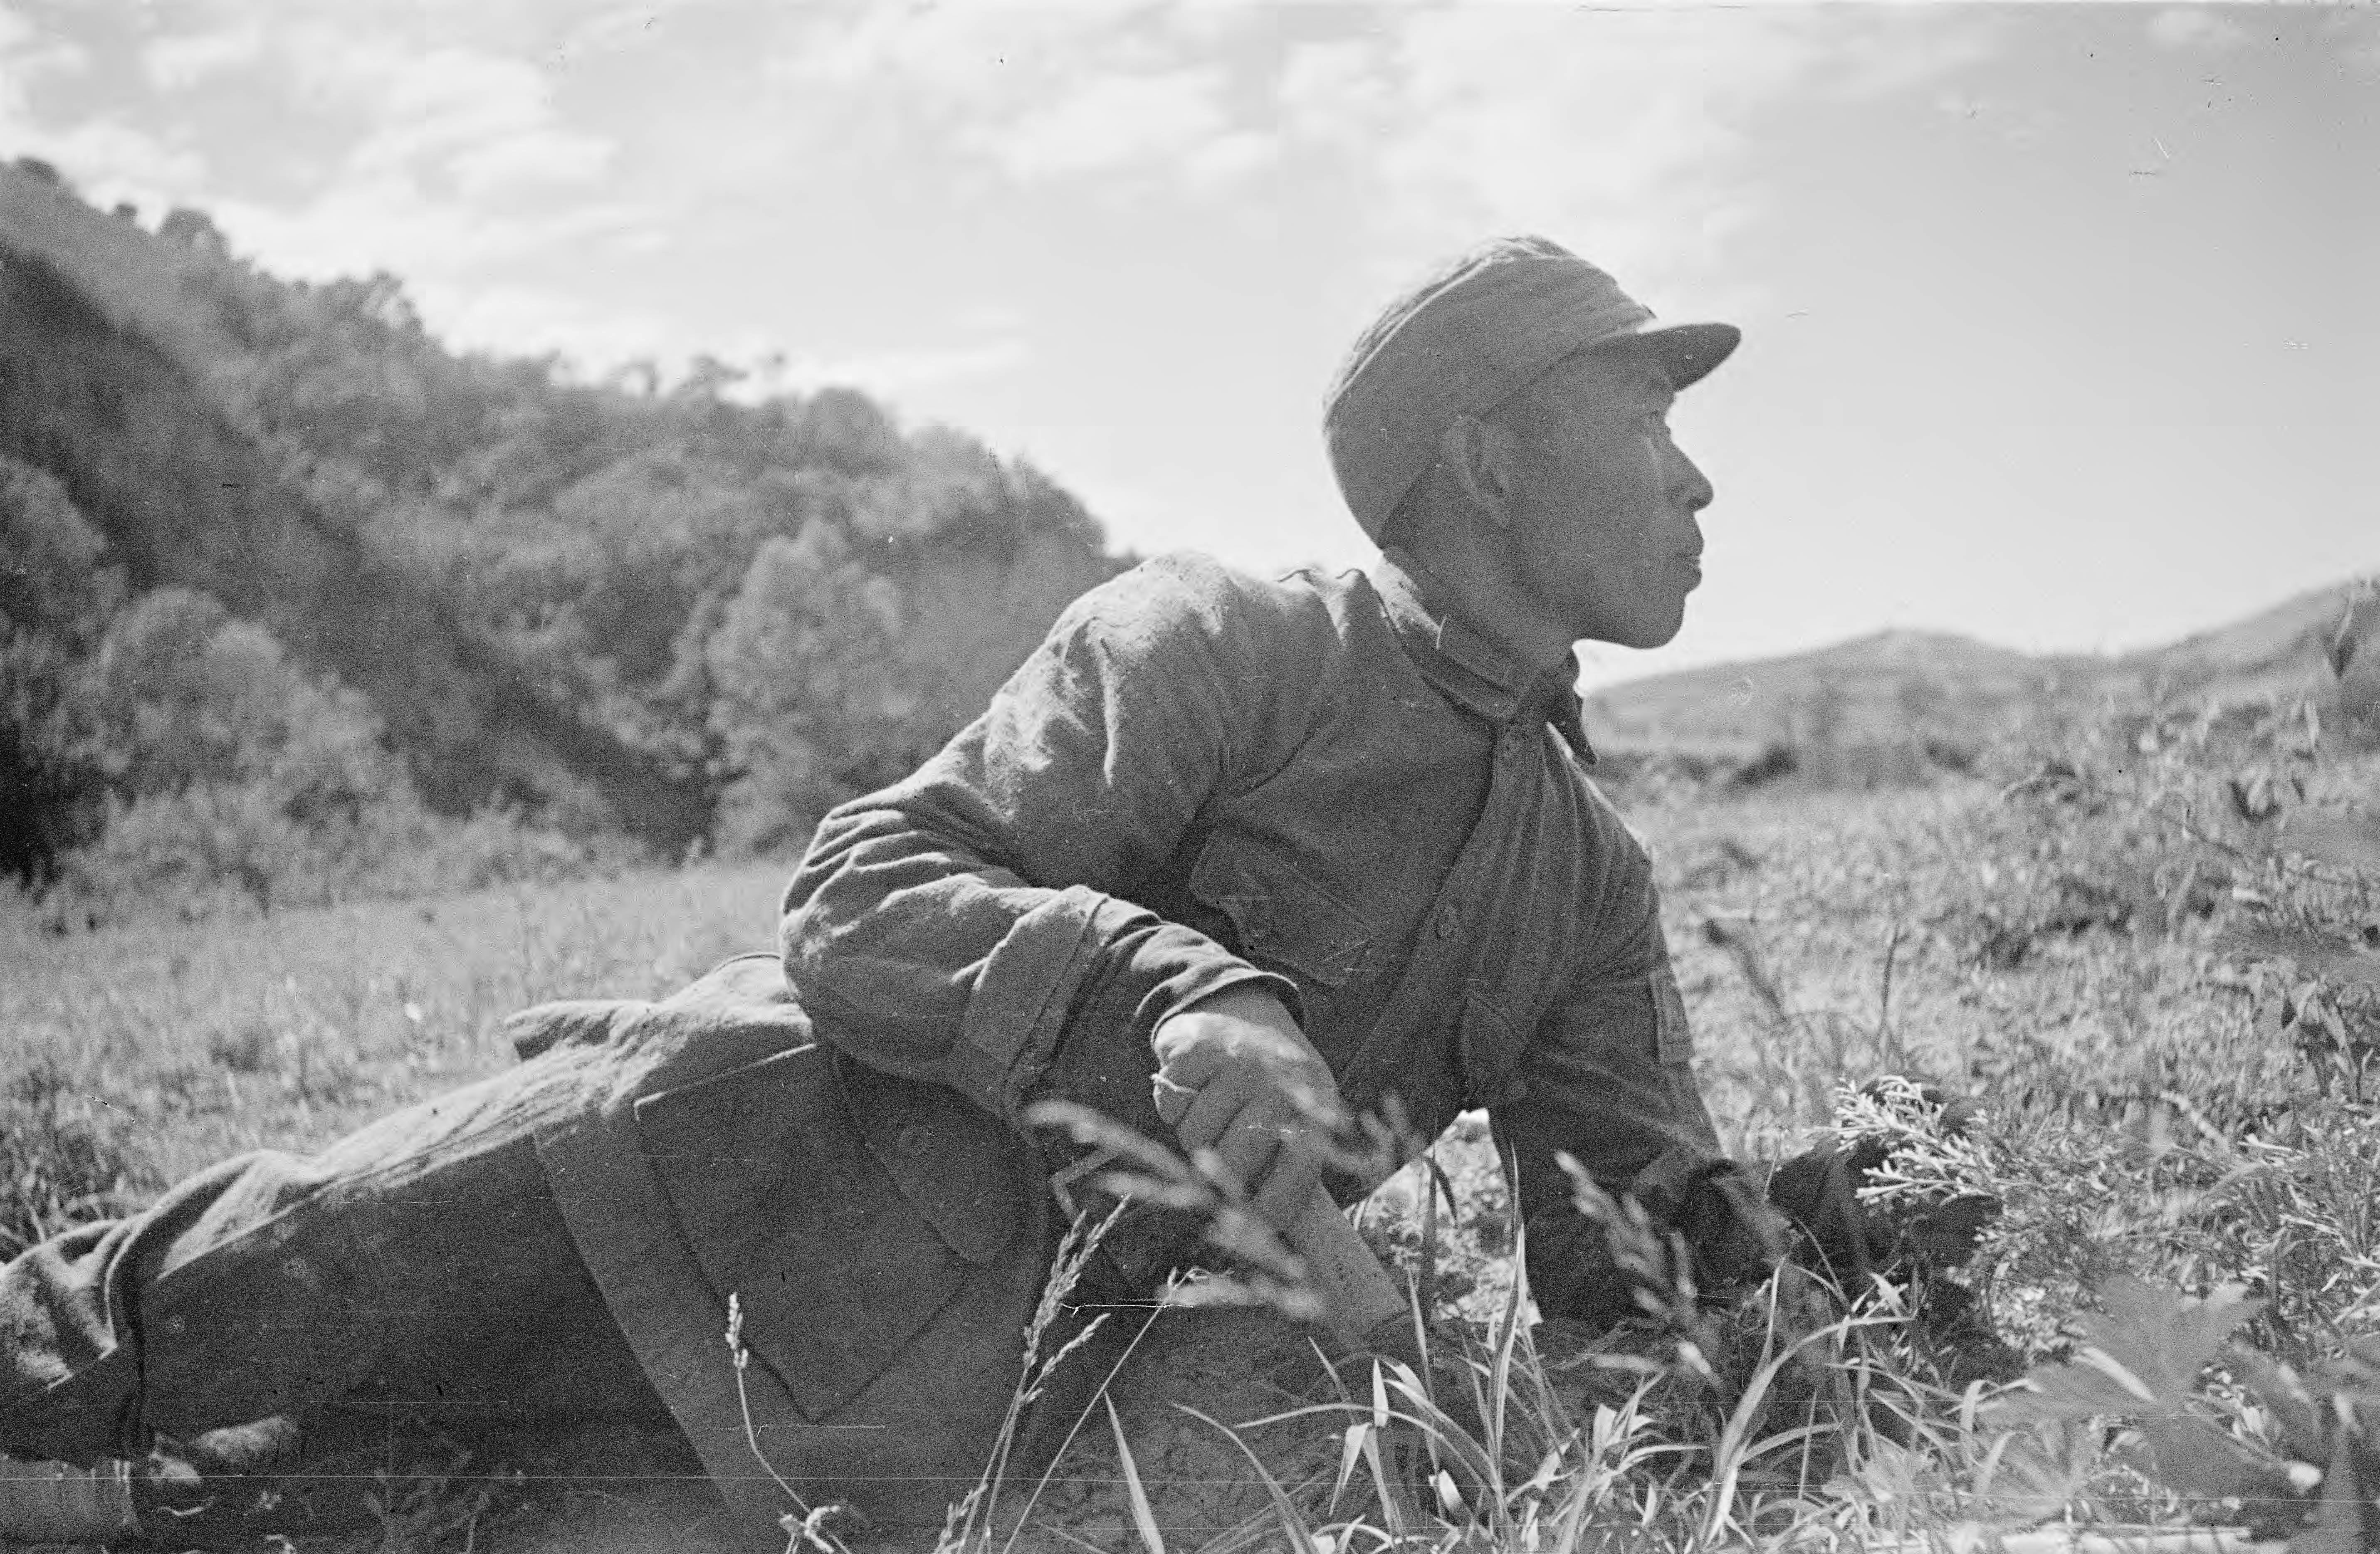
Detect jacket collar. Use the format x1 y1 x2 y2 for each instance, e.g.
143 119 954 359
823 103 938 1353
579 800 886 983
1369 549 1597 763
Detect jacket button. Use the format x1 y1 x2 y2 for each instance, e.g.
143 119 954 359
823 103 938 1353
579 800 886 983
896 1123 932 1155
1434 903 1461 939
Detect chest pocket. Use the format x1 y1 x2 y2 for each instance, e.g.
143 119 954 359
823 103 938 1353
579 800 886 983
1189 831 1374 989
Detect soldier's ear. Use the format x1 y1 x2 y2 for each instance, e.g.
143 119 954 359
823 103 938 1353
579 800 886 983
1438 413 1519 528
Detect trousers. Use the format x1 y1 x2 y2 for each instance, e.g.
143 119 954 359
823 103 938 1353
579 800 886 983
0 1040 678 1529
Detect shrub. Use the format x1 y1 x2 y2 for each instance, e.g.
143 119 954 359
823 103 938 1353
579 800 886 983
18 581 647 923
0 625 111 883
0 457 124 882
48 777 643 924
705 525 946 854
86 585 396 803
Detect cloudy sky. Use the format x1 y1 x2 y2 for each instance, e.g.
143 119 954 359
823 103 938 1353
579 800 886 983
2 0 2373 686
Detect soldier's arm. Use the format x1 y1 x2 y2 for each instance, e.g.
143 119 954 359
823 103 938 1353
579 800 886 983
780 556 1308 1128
1489 815 1779 1325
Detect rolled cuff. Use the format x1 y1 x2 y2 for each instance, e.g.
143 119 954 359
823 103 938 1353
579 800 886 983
943 885 1107 1119
941 889 1296 1126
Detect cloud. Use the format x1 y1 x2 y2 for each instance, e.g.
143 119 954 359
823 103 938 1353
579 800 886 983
988 66 1269 184
211 175 644 284
558 2 699 60
0 5 205 208
2147 7 2250 54
13 118 208 199
1274 5 2002 306
1278 10 1806 292
174 17 637 307
405 279 678 370
1277 39 1391 146
448 125 613 196
273 35 615 194
764 0 2001 257
774 0 1273 192
0 2 88 136
0 3 84 82
787 0 1163 102
1 0 2015 424
1 0 660 393
141 21 265 89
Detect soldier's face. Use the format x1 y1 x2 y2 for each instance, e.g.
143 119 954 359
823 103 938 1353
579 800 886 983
1490 346 1715 650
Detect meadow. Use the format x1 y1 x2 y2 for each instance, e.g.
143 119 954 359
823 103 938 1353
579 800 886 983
3 704 2376 1553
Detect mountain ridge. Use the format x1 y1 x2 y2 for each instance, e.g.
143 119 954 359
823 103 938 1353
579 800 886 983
1584 576 2378 762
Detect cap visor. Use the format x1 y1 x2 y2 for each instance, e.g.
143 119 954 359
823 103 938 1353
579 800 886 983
1597 319 1742 390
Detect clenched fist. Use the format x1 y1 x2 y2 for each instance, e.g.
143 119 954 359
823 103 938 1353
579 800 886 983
1150 986 1344 1233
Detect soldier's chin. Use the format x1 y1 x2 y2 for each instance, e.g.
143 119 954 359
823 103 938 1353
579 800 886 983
1610 600 1688 650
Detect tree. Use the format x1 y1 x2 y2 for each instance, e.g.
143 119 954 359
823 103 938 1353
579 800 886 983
704 526 929 854
777 387 905 480
0 460 121 882
87 586 400 820
0 628 107 884
0 456 121 644
156 205 226 253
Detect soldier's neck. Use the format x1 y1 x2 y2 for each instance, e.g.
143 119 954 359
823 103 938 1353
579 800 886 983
1390 534 1575 679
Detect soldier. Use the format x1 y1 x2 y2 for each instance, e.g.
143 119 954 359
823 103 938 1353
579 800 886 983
776 233 1777 1337
0 237 1921 1547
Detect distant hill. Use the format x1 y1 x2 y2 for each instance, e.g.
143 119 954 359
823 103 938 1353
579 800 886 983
1584 579 2378 780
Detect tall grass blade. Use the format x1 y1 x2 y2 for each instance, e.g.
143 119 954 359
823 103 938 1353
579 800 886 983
1331 1423 1367 1514
1701 1308 1901 1545
1103 1394 1167 1554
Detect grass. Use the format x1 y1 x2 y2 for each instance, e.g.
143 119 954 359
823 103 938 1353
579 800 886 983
3 708 2376 1550
0 862 786 1186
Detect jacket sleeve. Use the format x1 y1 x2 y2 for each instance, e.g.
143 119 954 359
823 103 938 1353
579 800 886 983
780 558 1302 1126
1490 812 1776 1321
1493 822 1721 1213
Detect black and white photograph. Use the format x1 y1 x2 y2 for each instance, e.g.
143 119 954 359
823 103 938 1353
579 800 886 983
1 2 2375 1550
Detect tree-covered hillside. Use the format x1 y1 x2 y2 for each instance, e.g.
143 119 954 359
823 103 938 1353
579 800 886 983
0 158 1122 918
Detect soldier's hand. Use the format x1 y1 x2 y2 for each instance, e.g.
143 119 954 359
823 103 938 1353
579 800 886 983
1151 987 1343 1233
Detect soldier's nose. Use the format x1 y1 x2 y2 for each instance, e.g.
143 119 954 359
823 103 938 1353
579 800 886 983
1673 448 1715 514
